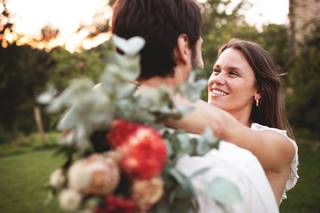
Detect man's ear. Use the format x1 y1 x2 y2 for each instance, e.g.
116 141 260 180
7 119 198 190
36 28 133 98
174 34 191 65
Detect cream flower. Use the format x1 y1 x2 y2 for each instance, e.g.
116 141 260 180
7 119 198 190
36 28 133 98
59 189 82 211
68 154 120 195
132 177 164 210
49 169 66 189
68 160 91 192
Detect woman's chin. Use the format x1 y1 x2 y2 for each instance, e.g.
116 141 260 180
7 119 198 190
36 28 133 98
208 101 228 110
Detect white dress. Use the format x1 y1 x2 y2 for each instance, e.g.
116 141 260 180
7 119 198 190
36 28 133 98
250 123 299 201
175 123 299 213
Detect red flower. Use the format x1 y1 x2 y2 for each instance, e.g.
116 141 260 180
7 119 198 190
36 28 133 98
107 120 167 179
107 119 139 148
95 195 136 213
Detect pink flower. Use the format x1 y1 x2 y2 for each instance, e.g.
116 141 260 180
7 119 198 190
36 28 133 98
68 154 120 195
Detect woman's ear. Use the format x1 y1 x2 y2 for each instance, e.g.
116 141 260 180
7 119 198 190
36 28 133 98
174 34 191 65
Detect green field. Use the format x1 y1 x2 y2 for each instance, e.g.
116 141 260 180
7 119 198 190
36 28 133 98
0 135 319 213
0 149 62 213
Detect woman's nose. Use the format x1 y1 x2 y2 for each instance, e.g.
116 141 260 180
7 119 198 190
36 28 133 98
211 72 226 85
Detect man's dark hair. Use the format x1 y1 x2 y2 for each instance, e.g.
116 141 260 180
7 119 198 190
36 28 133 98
112 0 201 80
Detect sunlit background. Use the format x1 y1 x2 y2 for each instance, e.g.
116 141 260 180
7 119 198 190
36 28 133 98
0 0 113 52
0 0 289 52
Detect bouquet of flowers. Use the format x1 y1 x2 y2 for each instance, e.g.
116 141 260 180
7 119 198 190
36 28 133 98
39 35 221 213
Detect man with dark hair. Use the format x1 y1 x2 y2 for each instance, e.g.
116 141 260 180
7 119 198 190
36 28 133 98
111 0 279 212
112 0 203 81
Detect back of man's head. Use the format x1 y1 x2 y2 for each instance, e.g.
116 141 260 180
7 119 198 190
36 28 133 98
112 0 201 80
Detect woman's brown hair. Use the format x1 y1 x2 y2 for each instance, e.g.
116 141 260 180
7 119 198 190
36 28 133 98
218 38 294 139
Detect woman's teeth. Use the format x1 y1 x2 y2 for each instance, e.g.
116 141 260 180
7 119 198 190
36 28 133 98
210 89 228 96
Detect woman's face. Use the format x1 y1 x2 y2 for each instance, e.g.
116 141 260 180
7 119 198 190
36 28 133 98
208 48 260 114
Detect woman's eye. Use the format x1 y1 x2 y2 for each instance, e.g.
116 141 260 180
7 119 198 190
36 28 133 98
229 72 238 77
212 69 220 75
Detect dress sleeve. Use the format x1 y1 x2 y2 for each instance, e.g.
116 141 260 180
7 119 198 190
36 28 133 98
250 123 299 201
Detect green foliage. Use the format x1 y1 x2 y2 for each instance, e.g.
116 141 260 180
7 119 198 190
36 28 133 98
150 127 222 212
207 177 242 206
280 140 320 213
287 23 320 136
0 45 54 139
48 42 113 90
0 41 114 141
201 0 249 79
255 24 290 71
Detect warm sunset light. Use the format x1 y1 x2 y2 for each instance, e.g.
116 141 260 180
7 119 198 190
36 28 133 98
0 0 289 52
0 0 112 52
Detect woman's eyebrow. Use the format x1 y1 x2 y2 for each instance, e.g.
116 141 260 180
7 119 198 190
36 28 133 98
213 64 243 72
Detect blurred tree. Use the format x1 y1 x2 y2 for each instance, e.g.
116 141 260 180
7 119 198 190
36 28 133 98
48 42 113 90
287 22 320 137
201 0 249 79
0 41 113 142
0 0 114 142
0 45 54 141
1 0 318 140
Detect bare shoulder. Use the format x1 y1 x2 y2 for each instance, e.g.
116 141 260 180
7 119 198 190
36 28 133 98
254 130 295 166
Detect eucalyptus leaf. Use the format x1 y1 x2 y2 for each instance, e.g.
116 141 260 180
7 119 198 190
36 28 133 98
112 54 140 81
158 106 172 114
195 140 210 156
190 167 211 179
48 78 94 112
150 199 170 213
170 200 196 213
179 72 207 102
201 127 218 145
176 133 194 155
137 88 164 111
168 168 193 198
116 84 137 98
37 85 57 104
164 139 173 158
57 106 78 131
207 177 242 205
112 35 145 56
117 99 156 122
177 133 190 149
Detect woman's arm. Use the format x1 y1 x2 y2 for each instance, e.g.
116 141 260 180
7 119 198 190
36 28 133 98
167 98 294 172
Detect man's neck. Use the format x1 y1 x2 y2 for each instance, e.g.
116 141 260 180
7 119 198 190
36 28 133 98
139 76 178 89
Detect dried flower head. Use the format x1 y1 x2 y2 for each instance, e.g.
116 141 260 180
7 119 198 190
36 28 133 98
132 178 164 210
68 154 120 195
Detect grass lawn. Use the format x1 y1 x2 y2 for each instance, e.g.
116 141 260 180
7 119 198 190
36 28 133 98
0 134 319 213
280 141 320 213
0 148 63 213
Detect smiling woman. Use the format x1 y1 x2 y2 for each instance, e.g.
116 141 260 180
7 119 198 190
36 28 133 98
190 38 299 205
208 47 259 124
170 38 299 206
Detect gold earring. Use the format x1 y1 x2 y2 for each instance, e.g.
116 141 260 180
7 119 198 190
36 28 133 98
255 98 260 107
